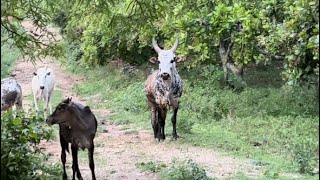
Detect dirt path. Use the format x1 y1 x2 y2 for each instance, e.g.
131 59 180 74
12 21 265 180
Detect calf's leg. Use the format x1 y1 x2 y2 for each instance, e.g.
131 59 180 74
47 93 53 114
71 145 83 180
44 93 49 112
60 135 68 180
88 142 96 180
33 93 39 111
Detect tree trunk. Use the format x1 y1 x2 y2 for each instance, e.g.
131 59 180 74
219 40 243 83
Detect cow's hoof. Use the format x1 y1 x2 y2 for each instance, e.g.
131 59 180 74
172 134 179 141
62 175 68 180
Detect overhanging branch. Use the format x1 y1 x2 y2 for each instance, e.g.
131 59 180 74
256 45 284 61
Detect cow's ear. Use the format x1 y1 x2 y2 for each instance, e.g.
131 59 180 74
84 106 92 113
46 72 51 76
33 72 37 76
175 56 184 63
63 97 72 104
149 57 159 64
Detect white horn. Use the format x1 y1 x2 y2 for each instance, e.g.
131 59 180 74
152 37 161 53
170 36 179 52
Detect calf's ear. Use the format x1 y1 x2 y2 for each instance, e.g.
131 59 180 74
84 106 92 113
149 57 159 64
63 97 72 104
67 97 72 103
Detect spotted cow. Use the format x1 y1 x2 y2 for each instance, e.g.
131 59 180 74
145 37 184 141
1 77 23 112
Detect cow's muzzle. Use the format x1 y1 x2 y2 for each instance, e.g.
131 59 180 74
161 73 170 80
46 118 52 125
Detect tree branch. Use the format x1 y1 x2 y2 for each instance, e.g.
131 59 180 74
226 62 243 76
226 41 234 56
256 45 284 61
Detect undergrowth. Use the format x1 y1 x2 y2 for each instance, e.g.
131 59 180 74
136 159 216 180
65 61 319 177
1 110 62 179
1 33 21 78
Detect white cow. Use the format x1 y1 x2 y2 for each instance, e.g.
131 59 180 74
32 67 55 113
1 77 23 112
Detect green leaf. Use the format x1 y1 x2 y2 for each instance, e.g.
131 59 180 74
13 118 22 126
29 132 39 139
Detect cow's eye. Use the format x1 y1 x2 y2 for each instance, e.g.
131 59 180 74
170 57 176 63
57 107 62 111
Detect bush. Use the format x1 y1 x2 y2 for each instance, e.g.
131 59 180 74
136 161 167 173
1 111 61 179
160 159 216 180
52 10 69 31
292 137 318 174
136 159 215 180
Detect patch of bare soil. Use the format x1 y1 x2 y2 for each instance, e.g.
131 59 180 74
12 20 266 180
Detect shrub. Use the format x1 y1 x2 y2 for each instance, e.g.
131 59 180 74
292 137 318 174
160 159 216 180
1 111 61 179
136 159 216 180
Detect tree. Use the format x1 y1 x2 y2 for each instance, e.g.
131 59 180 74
1 0 68 62
50 0 319 84
257 0 319 84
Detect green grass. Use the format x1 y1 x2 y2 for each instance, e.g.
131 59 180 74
1 34 21 79
25 89 64 111
64 61 319 178
136 159 216 180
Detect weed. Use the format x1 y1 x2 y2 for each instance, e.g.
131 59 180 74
263 169 280 179
160 159 216 180
136 159 216 180
136 161 167 173
292 138 318 174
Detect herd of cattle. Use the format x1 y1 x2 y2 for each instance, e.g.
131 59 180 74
1 37 184 180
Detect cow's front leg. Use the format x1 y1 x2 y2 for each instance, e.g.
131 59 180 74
33 93 39 112
171 106 179 140
47 93 53 114
44 93 49 112
151 106 158 140
158 107 167 141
